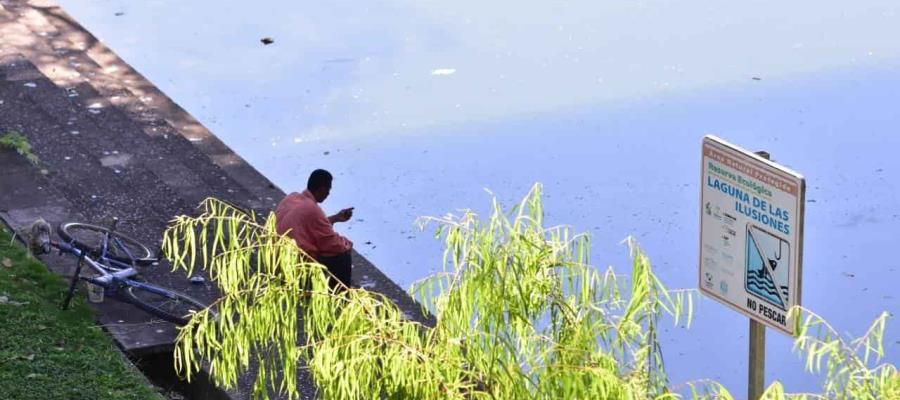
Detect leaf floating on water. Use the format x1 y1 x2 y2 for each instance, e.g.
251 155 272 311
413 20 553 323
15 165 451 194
260 37 274 45
431 68 456 76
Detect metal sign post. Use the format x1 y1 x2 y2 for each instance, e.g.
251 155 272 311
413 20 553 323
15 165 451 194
698 136 805 399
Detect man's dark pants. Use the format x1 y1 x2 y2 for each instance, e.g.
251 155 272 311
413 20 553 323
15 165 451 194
317 251 352 290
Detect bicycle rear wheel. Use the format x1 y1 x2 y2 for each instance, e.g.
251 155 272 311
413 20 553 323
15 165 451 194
58 222 154 266
121 285 212 326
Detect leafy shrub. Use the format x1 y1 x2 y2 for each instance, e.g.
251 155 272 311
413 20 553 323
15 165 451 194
162 185 896 399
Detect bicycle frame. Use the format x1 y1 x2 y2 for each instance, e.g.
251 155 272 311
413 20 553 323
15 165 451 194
35 219 211 326
53 240 134 281
50 218 168 310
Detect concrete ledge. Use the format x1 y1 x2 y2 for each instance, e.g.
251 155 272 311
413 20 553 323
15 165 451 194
0 1 433 398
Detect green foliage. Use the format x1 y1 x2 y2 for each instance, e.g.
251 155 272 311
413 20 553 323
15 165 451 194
686 307 900 400
163 185 694 399
162 198 321 396
779 307 899 399
670 311 898 400
0 227 163 399
162 185 897 400
0 131 40 165
409 184 695 399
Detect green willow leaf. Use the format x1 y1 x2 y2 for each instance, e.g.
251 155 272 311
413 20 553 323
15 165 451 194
162 188 896 400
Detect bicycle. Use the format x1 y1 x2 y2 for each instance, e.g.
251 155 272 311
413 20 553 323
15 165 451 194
35 217 214 326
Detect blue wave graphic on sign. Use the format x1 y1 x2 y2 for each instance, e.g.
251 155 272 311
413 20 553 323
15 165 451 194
745 225 790 310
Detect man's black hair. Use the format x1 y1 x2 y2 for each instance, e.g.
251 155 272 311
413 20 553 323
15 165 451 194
307 169 333 191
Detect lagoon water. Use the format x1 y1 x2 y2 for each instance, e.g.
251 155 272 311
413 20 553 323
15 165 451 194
58 0 900 395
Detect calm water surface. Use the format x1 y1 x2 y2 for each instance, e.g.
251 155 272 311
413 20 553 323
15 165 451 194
59 0 900 395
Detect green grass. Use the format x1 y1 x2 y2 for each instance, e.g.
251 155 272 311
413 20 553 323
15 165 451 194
0 227 164 400
0 131 40 166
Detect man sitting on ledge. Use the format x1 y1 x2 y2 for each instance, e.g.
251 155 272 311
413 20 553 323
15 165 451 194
275 169 354 289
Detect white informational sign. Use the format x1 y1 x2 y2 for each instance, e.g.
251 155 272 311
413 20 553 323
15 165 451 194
699 135 805 335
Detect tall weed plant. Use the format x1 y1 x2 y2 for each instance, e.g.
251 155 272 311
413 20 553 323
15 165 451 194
161 184 897 399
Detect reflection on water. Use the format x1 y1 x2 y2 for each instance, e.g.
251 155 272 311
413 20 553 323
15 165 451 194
59 0 900 394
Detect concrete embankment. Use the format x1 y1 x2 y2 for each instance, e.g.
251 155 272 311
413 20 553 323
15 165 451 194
0 1 428 398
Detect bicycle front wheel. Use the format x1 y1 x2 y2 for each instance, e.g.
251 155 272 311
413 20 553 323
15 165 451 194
122 285 212 326
58 222 154 266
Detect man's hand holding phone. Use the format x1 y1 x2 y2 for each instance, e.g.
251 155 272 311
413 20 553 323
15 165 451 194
337 207 354 222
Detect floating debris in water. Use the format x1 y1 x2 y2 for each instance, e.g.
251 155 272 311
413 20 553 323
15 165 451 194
431 68 456 76
23 82 37 88
261 37 274 45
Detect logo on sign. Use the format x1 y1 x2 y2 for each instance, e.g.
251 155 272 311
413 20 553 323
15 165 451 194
703 272 714 289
